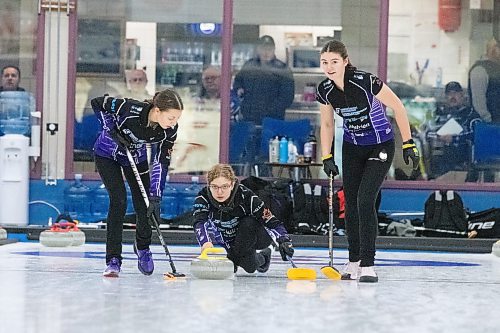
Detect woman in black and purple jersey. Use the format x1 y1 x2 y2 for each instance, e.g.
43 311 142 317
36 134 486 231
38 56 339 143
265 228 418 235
90 89 183 277
316 40 419 282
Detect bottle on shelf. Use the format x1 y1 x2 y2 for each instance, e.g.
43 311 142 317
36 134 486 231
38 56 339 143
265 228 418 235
269 136 280 163
303 131 317 163
279 136 288 163
288 138 297 163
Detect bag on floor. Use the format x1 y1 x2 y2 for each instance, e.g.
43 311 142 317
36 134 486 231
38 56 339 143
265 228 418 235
423 190 468 237
240 176 294 232
291 182 328 234
467 208 500 238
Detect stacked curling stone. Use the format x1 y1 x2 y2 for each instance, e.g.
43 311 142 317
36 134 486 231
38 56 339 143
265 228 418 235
39 214 85 247
493 240 500 257
0 227 6 240
190 247 235 280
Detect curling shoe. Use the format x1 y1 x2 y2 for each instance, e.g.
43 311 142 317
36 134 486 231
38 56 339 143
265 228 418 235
256 248 272 273
341 260 361 280
103 257 121 277
359 266 378 283
134 242 154 276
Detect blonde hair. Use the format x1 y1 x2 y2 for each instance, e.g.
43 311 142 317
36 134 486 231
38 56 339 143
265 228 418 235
206 164 237 184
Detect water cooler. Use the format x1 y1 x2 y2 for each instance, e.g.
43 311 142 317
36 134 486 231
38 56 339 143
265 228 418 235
0 92 40 226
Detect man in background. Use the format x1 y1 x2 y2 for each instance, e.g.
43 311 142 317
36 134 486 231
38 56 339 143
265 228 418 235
233 35 294 124
426 81 480 179
0 65 25 91
126 68 152 101
468 37 500 123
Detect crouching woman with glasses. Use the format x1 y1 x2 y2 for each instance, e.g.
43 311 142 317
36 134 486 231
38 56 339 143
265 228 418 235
192 164 294 273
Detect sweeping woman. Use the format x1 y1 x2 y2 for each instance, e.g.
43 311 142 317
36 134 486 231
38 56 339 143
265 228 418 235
192 164 294 273
91 89 183 277
317 40 419 282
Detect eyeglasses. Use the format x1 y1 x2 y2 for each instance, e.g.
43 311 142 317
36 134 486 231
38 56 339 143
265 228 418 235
202 75 220 81
130 77 145 82
209 183 232 192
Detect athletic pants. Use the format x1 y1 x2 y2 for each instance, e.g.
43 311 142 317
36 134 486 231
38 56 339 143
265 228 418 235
227 216 272 273
342 139 395 267
95 155 152 263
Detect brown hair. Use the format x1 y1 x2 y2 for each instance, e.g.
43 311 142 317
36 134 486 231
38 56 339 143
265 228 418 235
320 40 357 71
147 89 183 111
206 164 237 184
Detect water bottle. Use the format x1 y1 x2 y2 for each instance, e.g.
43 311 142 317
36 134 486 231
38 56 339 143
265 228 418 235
64 174 93 221
92 183 109 221
178 176 202 215
270 136 280 163
288 139 297 163
0 91 33 136
161 175 178 220
303 132 317 163
279 136 288 163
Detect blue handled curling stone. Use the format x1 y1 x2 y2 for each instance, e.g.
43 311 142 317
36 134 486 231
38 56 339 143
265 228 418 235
190 247 235 280
39 215 85 247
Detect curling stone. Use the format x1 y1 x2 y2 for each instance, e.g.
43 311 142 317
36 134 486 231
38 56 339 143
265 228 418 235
40 221 86 247
492 240 500 258
190 247 235 280
0 227 6 240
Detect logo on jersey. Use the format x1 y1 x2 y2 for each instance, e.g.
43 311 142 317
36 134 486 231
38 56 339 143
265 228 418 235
130 105 142 114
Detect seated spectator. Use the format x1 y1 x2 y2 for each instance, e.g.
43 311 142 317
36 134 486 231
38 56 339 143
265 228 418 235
426 81 480 178
199 66 221 100
125 68 152 101
0 65 25 91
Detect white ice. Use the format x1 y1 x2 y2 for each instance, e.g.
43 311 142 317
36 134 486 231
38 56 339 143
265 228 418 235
1 242 499 333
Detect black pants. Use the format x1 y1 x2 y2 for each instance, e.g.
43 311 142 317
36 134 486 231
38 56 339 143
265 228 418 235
227 216 273 273
95 155 152 263
342 139 395 267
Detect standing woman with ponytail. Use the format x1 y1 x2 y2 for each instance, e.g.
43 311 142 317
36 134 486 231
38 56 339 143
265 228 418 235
316 40 419 282
91 89 184 277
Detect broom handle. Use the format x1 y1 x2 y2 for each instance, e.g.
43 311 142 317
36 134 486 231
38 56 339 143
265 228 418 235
328 173 334 267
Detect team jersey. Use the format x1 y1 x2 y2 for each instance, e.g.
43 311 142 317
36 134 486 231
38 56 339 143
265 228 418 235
193 182 289 249
316 69 394 145
91 95 178 198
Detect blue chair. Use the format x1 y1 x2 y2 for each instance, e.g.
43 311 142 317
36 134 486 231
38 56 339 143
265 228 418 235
74 114 101 161
260 117 312 158
473 122 500 169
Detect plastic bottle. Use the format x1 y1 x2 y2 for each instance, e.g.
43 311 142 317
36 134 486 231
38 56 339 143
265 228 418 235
288 138 297 163
92 183 109 221
0 91 33 136
270 136 280 163
303 132 317 163
161 175 178 220
279 136 288 163
64 174 93 221
178 176 202 215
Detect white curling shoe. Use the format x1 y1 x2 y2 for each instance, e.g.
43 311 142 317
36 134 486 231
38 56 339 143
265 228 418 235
359 266 378 283
341 261 361 280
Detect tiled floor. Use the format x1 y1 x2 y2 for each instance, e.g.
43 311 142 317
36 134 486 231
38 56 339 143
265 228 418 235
1 242 499 333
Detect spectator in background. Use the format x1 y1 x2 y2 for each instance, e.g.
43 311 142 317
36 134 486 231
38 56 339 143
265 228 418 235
199 66 221 100
468 37 500 123
233 35 295 124
426 81 480 178
125 68 152 101
0 65 25 91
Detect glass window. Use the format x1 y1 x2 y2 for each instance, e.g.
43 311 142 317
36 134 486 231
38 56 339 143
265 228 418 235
387 0 500 184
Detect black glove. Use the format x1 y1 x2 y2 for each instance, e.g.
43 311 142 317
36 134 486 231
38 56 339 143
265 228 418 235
402 139 420 170
322 154 339 177
147 196 161 223
109 127 132 150
277 236 294 261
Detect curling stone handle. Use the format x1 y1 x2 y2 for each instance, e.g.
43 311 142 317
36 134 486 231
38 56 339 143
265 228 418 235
198 247 225 260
